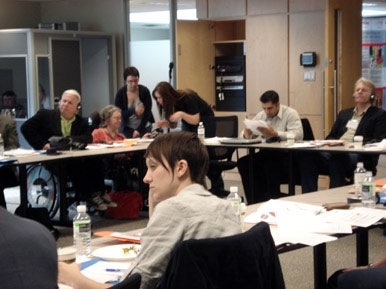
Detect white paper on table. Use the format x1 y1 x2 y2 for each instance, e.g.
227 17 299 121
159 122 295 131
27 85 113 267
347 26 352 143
244 199 326 226
4 148 37 156
317 207 386 228
274 229 337 246
277 215 352 234
203 137 223 144
81 260 132 283
364 139 386 151
243 119 268 135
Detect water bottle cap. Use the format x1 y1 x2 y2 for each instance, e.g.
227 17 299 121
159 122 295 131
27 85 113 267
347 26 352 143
77 205 87 213
230 186 238 193
199 122 203 125
357 162 364 167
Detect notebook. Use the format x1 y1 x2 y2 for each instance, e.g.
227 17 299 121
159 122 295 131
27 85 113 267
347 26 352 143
220 138 262 145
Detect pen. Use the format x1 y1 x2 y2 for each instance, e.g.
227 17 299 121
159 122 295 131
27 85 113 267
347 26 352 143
106 268 125 272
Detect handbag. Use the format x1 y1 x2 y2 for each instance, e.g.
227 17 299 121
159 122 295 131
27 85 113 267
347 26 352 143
107 191 143 219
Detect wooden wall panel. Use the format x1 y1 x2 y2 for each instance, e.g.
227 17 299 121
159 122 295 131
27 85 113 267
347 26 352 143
290 0 325 12
246 15 288 116
176 20 215 107
289 11 325 137
247 0 288 16
208 0 246 19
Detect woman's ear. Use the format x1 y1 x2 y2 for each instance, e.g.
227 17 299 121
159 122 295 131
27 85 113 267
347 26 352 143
175 159 189 178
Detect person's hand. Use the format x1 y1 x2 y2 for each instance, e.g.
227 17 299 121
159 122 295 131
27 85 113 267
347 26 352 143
156 120 169 128
169 111 183 123
43 143 50 150
257 124 277 138
135 104 144 118
58 261 82 286
342 265 369 273
133 130 141 138
243 128 252 139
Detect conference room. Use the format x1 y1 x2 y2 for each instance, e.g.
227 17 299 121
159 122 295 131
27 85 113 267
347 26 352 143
1 0 386 289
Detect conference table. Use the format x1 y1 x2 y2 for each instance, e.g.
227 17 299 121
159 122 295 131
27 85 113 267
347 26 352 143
245 185 386 289
4 140 151 224
83 184 385 289
204 138 386 203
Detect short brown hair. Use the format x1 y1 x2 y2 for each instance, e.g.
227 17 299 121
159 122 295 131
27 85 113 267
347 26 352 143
144 131 209 188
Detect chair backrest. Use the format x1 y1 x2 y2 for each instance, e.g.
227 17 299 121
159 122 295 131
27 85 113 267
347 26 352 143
208 115 238 161
156 222 285 289
301 118 315 141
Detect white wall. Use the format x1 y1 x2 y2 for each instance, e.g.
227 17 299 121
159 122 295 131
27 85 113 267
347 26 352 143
130 40 171 122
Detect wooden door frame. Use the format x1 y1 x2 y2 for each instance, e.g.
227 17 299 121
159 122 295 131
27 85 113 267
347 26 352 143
324 0 362 136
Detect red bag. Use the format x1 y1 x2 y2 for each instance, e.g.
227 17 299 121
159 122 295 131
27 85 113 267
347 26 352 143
107 191 143 219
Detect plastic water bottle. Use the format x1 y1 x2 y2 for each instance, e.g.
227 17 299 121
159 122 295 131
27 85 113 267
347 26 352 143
361 172 376 208
0 133 4 157
197 122 205 142
354 162 367 198
227 186 241 222
73 205 91 261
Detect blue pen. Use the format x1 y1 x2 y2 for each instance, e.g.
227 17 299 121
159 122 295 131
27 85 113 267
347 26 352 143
106 268 125 272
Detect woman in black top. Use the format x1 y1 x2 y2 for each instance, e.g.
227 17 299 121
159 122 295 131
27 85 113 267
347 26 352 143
152 81 214 133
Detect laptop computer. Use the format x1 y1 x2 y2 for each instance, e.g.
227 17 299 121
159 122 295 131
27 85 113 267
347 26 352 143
220 138 262 145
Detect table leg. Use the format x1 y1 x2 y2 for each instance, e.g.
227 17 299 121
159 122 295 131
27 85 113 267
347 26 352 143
58 161 69 225
356 227 369 266
248 148 255 204
313 243 327 289
288 150 295 195
18 164 28 217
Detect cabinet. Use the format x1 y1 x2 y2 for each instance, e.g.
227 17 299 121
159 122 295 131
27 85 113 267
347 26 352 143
176 20 245 112
196 0 246 19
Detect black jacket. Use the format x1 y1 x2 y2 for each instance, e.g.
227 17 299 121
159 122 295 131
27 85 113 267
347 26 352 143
21 109 92 150
327 106 386 172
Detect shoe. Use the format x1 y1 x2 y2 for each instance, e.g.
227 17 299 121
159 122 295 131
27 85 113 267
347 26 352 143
89 193 108 211
101 192 118 208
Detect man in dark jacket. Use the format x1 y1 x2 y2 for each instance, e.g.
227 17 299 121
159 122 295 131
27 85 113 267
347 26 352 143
21 89 116 210
299 77 386 193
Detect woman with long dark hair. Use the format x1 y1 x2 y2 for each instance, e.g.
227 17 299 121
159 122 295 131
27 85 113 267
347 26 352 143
152 81 214 133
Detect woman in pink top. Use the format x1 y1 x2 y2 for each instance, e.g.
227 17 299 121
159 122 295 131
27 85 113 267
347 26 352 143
92 105 125 143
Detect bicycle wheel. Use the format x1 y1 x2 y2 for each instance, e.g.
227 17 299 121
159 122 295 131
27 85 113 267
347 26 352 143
26 164 59 218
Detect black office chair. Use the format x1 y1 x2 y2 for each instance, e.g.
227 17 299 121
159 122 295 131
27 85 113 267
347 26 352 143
156 221 285 289
109 272 141 289
204 115 239 197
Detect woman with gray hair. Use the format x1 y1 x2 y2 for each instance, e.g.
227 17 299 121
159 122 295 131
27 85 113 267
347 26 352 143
92 105 125 143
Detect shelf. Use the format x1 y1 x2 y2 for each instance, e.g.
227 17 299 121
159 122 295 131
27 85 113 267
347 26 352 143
213 40 245 44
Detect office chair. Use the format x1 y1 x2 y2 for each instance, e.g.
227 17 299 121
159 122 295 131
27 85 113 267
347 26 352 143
204 115 239 198
109 273 141 289
156 221 285 289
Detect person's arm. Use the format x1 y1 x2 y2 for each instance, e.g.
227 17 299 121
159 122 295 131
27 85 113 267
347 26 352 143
343 254 386 273
169 111 200 125
4 118 19 150
275 108 303 141
20 109 52 150
136 86 153 133
58 262 110 289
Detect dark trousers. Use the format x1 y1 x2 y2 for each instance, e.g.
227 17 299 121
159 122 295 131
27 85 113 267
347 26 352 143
298 152 360 193
328 268 386 289
237 150 289 204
